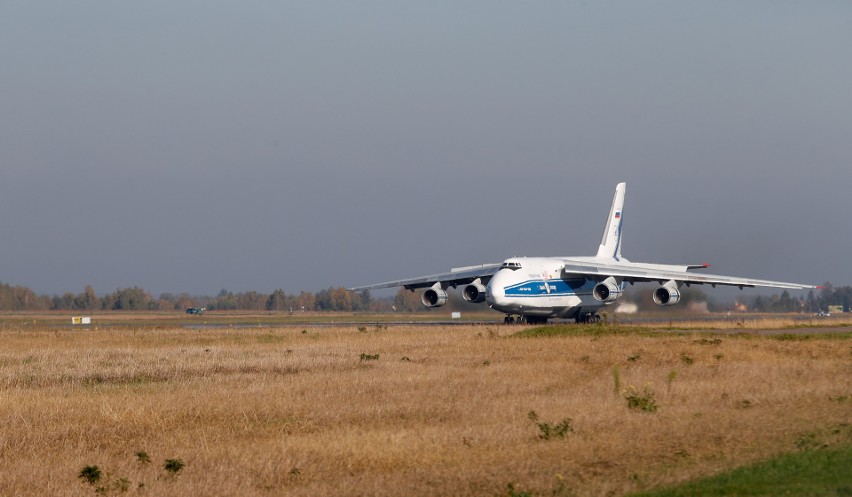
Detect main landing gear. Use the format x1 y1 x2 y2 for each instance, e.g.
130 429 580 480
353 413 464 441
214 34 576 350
504 315 548 325
575 313 602 324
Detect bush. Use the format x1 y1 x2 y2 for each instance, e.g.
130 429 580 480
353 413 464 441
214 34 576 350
625 385 658 413
78 465 101 485
163 458 185 476
528 411 573 440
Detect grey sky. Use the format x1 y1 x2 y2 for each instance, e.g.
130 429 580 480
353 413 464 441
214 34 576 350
1 1 850 297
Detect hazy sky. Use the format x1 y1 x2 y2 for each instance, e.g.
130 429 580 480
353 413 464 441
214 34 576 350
1 1 850 297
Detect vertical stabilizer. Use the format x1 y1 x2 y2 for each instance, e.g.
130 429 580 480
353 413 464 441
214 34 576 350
596 182 626 260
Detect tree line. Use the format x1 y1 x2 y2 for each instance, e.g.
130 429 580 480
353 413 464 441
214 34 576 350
0 280 848 313
0 283 378 312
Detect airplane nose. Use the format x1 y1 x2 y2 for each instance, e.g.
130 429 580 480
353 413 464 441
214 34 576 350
486 275 505 303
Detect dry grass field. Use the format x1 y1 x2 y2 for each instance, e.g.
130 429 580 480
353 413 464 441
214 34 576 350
1 317 850 496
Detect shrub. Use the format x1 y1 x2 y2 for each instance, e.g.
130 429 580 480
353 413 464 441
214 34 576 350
625 385 658 413
112 477 131 492
528 410 573 440
666 370 677 392
78 465 101 486
163 458 185 476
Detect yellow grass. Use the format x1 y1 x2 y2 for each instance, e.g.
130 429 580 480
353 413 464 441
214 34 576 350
1 322 849 496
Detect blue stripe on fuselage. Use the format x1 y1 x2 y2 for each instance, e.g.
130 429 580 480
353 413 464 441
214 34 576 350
503 279 594 298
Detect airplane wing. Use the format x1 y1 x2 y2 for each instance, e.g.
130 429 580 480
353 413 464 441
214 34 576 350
561 260 817 290
350 263 502 291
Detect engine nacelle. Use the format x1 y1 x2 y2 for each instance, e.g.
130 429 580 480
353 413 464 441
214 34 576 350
592 277 622 303
653 280 682 306
421 288 448 307
462 280 487 303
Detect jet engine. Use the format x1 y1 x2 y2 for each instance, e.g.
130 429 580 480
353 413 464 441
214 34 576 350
421 287 448 307
462 280 487 303
653 280 682 306
592 277 622 303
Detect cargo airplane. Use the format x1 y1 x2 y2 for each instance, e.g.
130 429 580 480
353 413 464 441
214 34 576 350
351 183 816 324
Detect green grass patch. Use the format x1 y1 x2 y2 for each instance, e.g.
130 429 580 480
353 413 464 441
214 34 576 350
512 323 635 338
627 445 852 497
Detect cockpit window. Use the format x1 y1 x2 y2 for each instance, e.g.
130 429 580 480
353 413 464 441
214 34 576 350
500 261 522 271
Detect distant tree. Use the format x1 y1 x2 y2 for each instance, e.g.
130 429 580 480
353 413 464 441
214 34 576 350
294 291 315 311
236 291 267 310
1 284 50 310
100 291 116 310
175 293 195 310
806 290 818 313
818 283 852 312
267 289 288 311
0 283 11 309
818 283 833 311
150 298 174 311
74 285 98 310
752 295 767 312
394 288 422 312
102 287 152 310
774 290 796 312
314 289 331 310
368 296 393 312
156 293 176 311
211 289 237 310
52 292 76 310
352 289 371 311
327 287 352 311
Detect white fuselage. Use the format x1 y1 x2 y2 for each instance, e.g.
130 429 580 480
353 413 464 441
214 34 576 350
485 257 614 318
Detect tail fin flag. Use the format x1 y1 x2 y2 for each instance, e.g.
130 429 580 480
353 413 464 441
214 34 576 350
596 182 627 261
